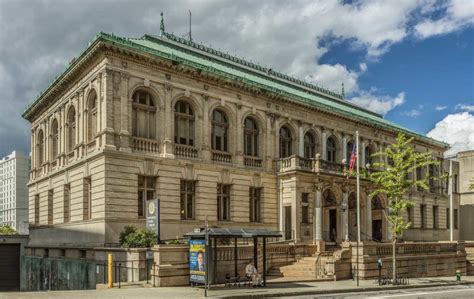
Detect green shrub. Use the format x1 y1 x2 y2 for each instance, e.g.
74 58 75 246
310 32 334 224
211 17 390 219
118 225 157 248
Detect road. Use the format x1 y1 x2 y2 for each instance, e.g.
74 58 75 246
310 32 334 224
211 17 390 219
284 284 474 298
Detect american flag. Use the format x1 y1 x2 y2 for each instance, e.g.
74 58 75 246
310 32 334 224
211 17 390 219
348 142 357 178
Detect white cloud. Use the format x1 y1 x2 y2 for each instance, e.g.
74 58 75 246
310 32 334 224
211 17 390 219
427 112 474 156
435 105 447 111
414 0 474 39
456 103 474 112
401 109 421 117
348 91 405 116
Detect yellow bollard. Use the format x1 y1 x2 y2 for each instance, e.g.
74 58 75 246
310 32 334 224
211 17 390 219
108 253 113 288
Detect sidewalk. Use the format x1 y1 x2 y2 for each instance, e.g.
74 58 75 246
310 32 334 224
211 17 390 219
1 276 473 298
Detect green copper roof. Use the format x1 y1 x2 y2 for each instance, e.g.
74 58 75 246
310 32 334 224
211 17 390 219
22 31 448 148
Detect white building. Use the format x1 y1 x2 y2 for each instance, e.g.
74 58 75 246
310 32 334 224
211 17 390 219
0 151 30 234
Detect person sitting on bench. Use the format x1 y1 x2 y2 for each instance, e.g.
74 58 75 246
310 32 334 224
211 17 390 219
245 260 262 287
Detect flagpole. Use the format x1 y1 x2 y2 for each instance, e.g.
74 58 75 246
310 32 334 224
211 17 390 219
356 131 360 287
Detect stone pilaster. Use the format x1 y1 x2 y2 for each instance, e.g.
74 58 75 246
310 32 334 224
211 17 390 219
314 183 323 242
342 191 349 241
321 130 327 160
119 72 131 152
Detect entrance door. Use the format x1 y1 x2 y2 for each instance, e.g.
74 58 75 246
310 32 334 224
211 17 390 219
372 220 382 241
329 209 337 242
284 206 292 240
0 244 20 291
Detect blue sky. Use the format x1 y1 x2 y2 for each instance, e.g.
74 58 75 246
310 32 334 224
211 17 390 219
0 0 473 157
320 27 473 134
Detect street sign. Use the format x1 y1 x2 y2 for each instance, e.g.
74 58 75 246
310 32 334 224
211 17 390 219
146 198 161 244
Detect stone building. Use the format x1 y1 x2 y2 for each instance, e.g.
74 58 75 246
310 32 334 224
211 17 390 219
0 151 30 234
457 150 474 240
22 28 460 247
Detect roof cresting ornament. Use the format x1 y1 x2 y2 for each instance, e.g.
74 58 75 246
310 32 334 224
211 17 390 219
160 12 165 37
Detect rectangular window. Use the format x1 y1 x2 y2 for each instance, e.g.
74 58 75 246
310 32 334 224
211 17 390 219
217 184 231 221
64 184 70 223
83 178 92 220
249 187 262 223
180 180 195 220
454 209 458 229
138 176 156 218
453 174 458 193
301 193 309 224
416 167 423 191
407 207 413 224
432 205 438 229
34 194 40 224
446 208 450 229
48 189 53 225
420 204 426 229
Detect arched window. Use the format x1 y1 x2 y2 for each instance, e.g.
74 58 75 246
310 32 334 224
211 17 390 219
244 117 259 156
372 196 384 210
51 119 59 159
365 145 373 166
37 130 44 167
67 107 76 152
279 126 292 158
132 90 156 139
326 136 337 162
174 100 195 146
346 141 354 163
87 91 98 142
304 131 316 158
211 109 229 151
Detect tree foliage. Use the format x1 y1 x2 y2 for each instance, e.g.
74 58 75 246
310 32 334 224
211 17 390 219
119 225 157 248
368 133 439 239
0 225 17 235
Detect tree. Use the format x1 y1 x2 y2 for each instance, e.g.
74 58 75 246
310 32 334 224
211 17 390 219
0 225 17 235
368 133 439 284
469 179 474 191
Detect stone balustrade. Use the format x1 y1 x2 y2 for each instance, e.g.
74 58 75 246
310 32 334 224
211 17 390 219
211 150 232 164
174 144 198 159
132 137 160 153
244 156 262 168
275 155 345 175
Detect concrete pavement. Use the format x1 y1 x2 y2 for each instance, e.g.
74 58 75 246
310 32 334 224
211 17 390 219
0 276 473 298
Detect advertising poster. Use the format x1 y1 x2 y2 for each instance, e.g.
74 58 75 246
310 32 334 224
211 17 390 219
189 239 206 283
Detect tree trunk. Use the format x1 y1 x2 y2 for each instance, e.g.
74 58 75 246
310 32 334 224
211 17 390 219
392 237 397 284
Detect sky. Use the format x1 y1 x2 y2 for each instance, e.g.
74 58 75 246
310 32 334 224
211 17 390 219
0 0 473 158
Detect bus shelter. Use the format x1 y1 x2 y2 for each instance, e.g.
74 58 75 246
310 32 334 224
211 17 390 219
185 228 282 287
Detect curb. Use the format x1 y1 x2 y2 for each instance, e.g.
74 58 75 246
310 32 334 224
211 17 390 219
212 280 474 298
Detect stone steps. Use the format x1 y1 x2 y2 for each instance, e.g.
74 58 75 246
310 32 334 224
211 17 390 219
267 254 335 280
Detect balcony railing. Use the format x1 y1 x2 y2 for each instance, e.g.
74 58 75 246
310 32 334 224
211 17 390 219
319 160 344 173
244 156 263 168
275 155 345 175
211 150 232 164
132 137 160 153
174 144 198 159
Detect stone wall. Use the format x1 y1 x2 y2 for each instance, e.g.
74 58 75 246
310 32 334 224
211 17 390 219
465 242 474 276
351 241 466 280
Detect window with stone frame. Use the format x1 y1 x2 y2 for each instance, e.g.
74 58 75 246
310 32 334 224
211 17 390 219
47 189 53 225
453 174 458 193
244 117 259 157
416 167 424 191
432 205 439 229
211 109 229 152
346 140 354 163
180 180 195 220
454 208 458 229
37 130 44 167
138 176 156 218
34 194 40 224
365 144 374 166
279 126 292 158
83 178 92 220
51 119 59 159
67 107 76 152
326 136 337 162
304 132 316 159
407 206 413 224
428 165 435 191
301 193 310 224
132 90 156 139
249 187 262 223
446 208 450 229
174 100 195 146
217 184 231 221
420 204 427 229
87 90 98 142
64 184 71 223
